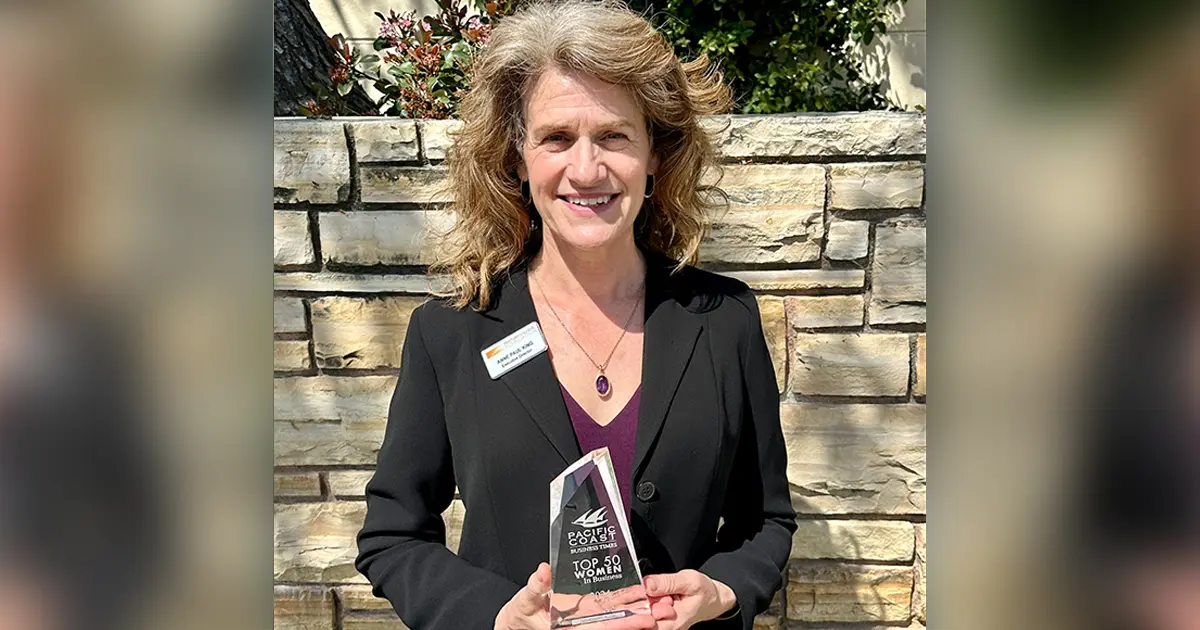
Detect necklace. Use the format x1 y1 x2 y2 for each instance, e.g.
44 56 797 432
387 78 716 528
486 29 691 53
532 273 644 397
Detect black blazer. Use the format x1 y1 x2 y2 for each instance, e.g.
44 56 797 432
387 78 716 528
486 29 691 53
356 255 796 629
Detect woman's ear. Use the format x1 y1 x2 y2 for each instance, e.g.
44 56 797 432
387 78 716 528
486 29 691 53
516 163 529 181
648 153 660 175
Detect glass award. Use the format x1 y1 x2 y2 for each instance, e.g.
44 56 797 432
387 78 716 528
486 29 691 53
549 447 652 628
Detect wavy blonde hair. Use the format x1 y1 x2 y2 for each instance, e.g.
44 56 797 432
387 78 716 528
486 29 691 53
433 0 732 310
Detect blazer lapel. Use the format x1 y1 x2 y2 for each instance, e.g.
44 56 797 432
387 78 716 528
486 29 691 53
633 258 702 478
485 268 581 466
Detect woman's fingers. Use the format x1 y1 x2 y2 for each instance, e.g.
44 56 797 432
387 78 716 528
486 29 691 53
648 594 677 620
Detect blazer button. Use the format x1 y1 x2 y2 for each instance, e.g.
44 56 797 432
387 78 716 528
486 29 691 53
636 481 657 502
638 557 654 574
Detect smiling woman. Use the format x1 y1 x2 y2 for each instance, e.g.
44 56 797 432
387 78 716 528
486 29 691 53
354 2 797 630
436 0 732 311
518 68 660 257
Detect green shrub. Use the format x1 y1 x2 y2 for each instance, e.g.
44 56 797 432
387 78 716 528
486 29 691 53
319 0 899 117
315 0 516 118
629 0 900 113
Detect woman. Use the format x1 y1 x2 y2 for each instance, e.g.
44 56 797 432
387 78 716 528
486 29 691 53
355 2 796 628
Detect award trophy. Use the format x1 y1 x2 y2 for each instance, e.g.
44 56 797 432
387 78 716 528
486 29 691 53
549 447 652 628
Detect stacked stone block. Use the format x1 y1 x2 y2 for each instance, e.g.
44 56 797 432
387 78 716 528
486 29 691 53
274 112 926 629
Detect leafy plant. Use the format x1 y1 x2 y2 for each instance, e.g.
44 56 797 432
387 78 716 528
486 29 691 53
630 0 902 113
318 0 516 118
310 0 900 117
298 34 371 117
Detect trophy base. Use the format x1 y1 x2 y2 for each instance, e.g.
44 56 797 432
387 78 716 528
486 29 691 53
551 610 631 628
549 584 652 628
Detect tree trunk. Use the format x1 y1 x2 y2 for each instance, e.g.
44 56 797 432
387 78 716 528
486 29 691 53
274 0 376 115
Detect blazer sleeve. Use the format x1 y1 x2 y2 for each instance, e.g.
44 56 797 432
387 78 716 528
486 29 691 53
699 292 797 629
355 304 522 628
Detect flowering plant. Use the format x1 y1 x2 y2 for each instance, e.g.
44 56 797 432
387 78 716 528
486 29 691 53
309 0 515 118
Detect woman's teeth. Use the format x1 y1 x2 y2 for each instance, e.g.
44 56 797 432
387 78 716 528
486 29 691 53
563 195 616 206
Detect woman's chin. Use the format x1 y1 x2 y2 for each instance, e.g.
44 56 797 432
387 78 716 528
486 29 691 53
547 227 634 253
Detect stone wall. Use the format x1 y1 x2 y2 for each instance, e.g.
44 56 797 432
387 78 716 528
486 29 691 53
274 112 927 629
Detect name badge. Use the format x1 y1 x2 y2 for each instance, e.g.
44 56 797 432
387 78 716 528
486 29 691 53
481 321 548 379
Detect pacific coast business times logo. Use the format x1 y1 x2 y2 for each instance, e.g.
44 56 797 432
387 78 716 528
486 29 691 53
571 506 609 529
567 506 619 549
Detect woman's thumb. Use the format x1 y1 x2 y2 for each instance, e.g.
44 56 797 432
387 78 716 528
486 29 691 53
644 573 678 596
532 562 552 593
517 563 552 614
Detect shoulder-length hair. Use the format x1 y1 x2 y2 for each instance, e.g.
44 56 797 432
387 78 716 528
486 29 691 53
433 0 732 310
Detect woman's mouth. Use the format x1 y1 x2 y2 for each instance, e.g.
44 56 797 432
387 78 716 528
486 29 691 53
558 193 620 213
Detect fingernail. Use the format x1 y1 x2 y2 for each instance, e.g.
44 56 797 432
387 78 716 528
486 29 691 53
645 577 657 591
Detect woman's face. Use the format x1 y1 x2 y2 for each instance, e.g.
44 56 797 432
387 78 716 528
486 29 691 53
517 67 658 255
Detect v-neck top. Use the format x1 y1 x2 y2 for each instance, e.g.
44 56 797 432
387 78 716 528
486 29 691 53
559 384 641 516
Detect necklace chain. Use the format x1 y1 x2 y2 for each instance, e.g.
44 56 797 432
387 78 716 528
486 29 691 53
532 273 644 374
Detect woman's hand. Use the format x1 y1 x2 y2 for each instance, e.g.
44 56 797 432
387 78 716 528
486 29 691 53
643 570 738 629
495 562 553 630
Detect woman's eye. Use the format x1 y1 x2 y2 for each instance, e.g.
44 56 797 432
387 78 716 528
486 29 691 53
603 132 628 141
544 133 569 143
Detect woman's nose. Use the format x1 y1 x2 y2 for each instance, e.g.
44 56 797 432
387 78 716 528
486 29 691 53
568 140 607 186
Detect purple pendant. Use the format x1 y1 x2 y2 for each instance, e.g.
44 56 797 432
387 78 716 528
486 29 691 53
595 374 611 396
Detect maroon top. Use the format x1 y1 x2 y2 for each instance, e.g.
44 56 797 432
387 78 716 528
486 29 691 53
560 384 641 517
